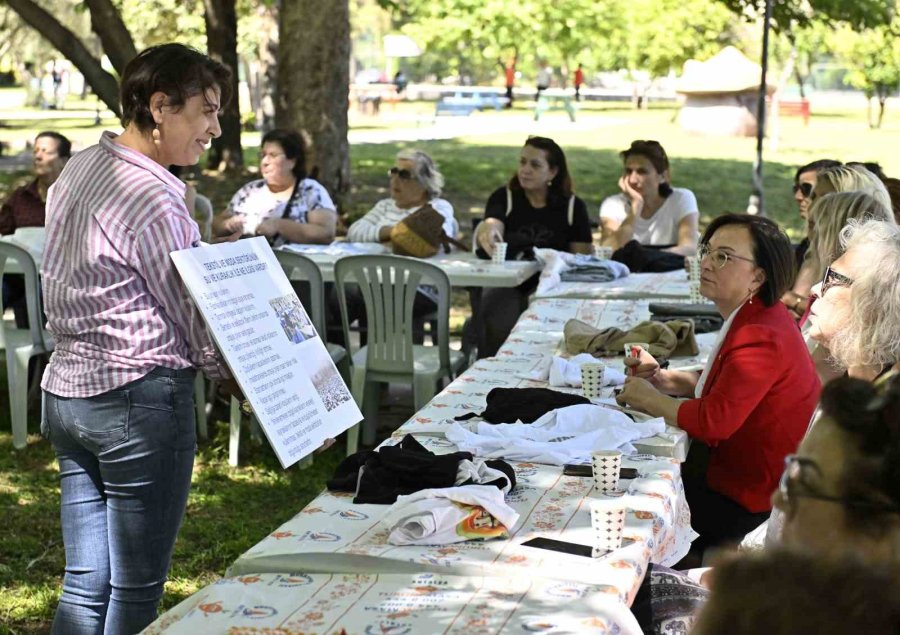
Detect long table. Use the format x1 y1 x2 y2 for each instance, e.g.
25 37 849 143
281 243 541 288
534 269 692 300
146 290 708 634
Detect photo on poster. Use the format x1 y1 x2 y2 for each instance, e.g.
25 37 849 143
306 344 352 412
269 293 317 344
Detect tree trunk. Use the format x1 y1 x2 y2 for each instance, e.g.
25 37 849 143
276 0 350 206
203 0 243 171
6 0 121 115
83 0 137 76
793 67 806 99
878 94 887 129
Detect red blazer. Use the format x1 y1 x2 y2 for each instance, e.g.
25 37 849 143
677 298 820 513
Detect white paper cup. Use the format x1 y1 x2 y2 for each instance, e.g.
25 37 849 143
593 245 614 260
580 362 606 401
687 256 701 282
492 242 508 264
590 497 626 556
689 281 704 304
591 449 622 493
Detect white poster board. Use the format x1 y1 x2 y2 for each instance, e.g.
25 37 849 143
170 237 361 468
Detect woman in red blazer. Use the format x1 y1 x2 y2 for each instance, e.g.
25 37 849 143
617 214 820 555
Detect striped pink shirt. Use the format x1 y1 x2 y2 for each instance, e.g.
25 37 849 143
41 131 229 397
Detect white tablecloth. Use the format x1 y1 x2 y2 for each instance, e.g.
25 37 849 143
144 571 643 634
534 270 692 300
282 243 541 288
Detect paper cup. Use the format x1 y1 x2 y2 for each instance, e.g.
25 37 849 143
686 256 701 282
591 449 622 493
689 281 704 304
590 497 626 556
593 245 614 260
580 362 606 400
492 242 508 264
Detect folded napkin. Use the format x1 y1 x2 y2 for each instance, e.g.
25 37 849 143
535 248 630 295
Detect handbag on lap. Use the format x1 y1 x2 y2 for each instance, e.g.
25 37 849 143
390 204 469 258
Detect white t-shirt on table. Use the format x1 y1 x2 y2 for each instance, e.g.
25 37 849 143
599 187 699 246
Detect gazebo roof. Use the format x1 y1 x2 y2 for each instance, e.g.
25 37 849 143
677 46 775 95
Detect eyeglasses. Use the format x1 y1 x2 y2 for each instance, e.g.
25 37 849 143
779 454 900 515
820 266 854 296
698 244 756 269
792 182 814 198
388 167 414 180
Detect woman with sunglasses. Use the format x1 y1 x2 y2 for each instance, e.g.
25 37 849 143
598 140 699 256
789 159 841 268
212 128 336 246
783 165 891 318
616 214 820 555
346 148 457 243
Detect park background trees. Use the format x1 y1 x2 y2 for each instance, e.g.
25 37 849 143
0 0 897 193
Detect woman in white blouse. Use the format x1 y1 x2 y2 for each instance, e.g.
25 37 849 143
599 140 699 256
212 128 336 247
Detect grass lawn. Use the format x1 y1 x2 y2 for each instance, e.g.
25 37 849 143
1 94 899 632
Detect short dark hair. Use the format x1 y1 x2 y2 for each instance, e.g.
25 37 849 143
510 136 574 198
120 43 232 134
35 131 71 158
701 213 795 306
818 372 900 536
695 549 900 635
620 140 673 197
261 128 307 180
848 161 887 180
794 159 842 183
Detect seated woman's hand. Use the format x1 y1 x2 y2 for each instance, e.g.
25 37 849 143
623 347 661 383
615 376 663 413
221 215 245 235
255 219 281 238
476 222 503 255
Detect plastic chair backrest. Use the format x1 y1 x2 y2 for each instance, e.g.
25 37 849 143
334 255 451 375
273 250 326 335
0 241 50 349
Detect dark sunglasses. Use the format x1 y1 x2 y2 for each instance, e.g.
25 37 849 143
388 167 414 180
820 266 854 296
792 182 814 198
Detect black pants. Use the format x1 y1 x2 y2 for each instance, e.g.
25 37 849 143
476 275 538 358
682 444 770 555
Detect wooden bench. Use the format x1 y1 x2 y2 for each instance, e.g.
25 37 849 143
778 99 810 126
434 90 508 119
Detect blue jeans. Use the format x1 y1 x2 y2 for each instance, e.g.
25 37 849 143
44 367 197 635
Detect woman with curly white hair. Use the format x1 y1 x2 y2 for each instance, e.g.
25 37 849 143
807 218 900 382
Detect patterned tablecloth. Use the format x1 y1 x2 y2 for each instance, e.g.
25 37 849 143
533 270 692 300
144 571 644 634
227 453 694 587
281 243 541 288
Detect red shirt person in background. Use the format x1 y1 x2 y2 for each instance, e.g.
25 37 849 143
574 64 585 101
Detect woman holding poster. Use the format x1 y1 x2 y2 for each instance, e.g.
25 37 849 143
39 44 235 634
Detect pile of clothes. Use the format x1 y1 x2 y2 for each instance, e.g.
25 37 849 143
327 435 519 546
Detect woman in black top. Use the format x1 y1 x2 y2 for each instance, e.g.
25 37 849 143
474 136 592 357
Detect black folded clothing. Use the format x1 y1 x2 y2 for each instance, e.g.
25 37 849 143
649 302 723 334
455 387 590 424
327 434 515 504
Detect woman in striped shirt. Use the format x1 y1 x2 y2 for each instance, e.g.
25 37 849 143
41 44 234 634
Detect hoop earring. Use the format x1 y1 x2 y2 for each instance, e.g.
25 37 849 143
152 124 161 147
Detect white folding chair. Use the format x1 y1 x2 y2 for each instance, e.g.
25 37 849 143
0 242 53 449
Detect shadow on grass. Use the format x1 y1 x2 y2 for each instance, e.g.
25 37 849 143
0 372 350 632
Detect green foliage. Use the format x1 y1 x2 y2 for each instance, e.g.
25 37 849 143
389 0 743 82
715 0 894 30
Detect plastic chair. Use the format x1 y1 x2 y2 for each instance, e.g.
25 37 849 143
193 193 214 242
226 249 349 467
335 255 467 454
0 242 53 449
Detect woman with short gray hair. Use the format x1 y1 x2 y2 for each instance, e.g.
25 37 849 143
346 148 457 242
